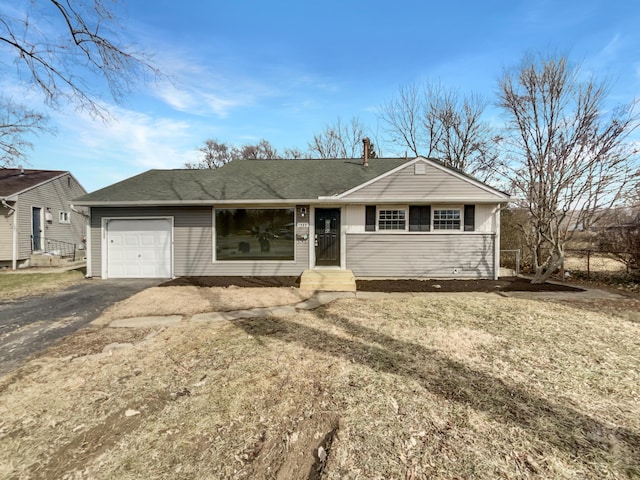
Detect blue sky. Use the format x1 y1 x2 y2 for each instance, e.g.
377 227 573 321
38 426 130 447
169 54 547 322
3 0 640 192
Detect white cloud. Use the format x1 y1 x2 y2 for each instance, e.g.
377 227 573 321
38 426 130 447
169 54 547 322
53 104 203 171
153 79 248 118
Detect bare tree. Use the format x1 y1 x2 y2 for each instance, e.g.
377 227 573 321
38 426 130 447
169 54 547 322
185 139 233 169
308 117 372 158
424 86 499 180
0 1 159 166
282 147 306 159
185 139 281 169
0 98 49 166
379 83 424 157
379 81 498 180
0 0 159 116
238 139 278 160
498 54 640 283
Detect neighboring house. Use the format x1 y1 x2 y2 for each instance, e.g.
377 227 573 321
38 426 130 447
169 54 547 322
73 156 511 280
0 169 87 269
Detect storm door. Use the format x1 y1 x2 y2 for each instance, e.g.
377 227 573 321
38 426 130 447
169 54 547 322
32 207 42 251
314 208 340 266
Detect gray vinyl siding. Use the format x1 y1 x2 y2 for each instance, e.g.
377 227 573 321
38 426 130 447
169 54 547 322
343 162 502 201
0 206 13 260
90 206 310 278
346 233 495 278
345 203 498 234
15 174 87 260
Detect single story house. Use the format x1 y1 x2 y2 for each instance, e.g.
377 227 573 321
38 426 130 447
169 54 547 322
1 169 87 269
72 156 511 281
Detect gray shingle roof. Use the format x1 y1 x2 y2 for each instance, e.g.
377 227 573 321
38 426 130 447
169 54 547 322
74 158 411 204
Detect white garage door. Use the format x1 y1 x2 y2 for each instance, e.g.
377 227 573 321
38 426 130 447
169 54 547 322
106 219 172 278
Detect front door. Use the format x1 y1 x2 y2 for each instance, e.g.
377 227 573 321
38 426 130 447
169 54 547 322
315 208 340 266
32 207 42 251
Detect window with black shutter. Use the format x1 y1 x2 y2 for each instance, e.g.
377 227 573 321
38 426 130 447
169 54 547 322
365 205 376 231
464 204 475 231
409 205 431 231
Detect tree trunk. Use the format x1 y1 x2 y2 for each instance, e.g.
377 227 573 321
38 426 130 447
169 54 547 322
531 250 564 284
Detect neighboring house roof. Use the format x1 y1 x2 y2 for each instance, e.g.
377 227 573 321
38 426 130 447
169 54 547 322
74 157 510 206
0 169 69 199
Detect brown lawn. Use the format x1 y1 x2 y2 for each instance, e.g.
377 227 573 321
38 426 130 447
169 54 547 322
0 288 638 479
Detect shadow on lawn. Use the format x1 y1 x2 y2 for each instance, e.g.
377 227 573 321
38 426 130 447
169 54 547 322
234 310 639 473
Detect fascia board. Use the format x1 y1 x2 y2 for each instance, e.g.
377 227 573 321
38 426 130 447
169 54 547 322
75 197 513 207
73 198 321 207
334 197 512 204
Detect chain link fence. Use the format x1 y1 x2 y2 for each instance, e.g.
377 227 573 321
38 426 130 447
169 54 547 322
500 247 639 280
562 249 639 279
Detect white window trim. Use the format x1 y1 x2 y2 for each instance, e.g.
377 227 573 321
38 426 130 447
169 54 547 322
432 207 463 231
376 206 407 232
59 211 71 224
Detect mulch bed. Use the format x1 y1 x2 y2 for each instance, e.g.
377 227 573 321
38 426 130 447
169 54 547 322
160 276 585 293
160 276 300 288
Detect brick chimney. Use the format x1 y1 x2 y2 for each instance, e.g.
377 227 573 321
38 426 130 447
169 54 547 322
362 137 370 167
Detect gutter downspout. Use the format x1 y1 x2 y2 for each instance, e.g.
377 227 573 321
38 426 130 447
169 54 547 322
70 204 91 278
2 199 18 270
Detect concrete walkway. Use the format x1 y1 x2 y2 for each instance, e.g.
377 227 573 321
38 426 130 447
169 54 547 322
498 288 626 301
102 286 628 329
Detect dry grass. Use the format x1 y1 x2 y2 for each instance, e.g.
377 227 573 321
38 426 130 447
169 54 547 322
0 291 638 479
563 253 627 273
94 285 314 325
0 269 85 300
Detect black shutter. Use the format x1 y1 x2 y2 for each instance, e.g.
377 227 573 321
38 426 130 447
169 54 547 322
365 205 376 231
409 205 431 231
464 204 475 231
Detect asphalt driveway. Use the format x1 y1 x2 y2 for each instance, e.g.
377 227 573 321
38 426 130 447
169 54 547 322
0 278 161 377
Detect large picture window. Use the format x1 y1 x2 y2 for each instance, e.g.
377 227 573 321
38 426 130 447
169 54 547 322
215 208 295 261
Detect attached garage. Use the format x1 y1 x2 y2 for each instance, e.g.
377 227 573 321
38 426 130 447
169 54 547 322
103 218 173 278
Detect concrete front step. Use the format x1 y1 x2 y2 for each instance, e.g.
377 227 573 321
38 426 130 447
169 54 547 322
29 255 83 268
30 254 64 267
299 269 356 292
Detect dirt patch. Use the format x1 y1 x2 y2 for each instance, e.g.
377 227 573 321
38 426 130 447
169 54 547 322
45 327 155 358
244 408 339 480
31 395 169 480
